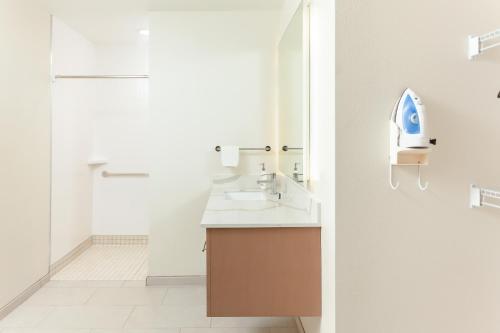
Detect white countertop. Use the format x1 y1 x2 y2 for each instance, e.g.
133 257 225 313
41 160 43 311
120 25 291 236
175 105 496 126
200 175 321 228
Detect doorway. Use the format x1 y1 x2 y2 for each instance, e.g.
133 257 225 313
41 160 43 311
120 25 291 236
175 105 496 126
49 15 150 282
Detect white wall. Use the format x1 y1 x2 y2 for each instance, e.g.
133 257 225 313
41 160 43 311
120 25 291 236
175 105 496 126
0 0 51 309
278 1 334 332
91 43 149 235
51 17 95 264
307 0 334 332
149 11 279 276
337 1 500 333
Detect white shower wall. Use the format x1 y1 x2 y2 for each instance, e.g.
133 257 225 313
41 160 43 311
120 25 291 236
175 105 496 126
92 44 149 235
51 19 149 262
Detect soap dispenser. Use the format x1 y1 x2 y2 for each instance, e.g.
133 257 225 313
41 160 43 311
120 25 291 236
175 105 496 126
293 162 300 182
259 163 267 190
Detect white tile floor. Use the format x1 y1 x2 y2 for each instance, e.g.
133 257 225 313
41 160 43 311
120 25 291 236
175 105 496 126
52 246 148 281
0 282 298 333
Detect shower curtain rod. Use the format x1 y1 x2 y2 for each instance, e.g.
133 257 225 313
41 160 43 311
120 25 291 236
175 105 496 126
54 75 149 79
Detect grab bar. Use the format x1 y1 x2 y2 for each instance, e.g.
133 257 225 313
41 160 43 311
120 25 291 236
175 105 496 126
102 171 149 178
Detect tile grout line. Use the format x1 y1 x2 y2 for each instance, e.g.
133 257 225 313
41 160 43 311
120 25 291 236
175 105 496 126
160 287 170 305
130 250 147 280
83 288 99 305
121 305 136 329
32 306 57 328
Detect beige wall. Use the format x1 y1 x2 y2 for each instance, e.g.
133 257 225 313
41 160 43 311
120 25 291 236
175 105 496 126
337 1 500 332
0 0 51 309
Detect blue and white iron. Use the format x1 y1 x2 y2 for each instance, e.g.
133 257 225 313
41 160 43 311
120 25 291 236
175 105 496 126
390 88 430 148
389 88 436 191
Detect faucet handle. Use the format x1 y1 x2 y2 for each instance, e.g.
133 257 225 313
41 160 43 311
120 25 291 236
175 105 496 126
259 163 266 172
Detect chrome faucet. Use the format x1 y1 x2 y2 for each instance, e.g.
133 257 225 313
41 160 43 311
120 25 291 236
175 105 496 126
257 172 278 195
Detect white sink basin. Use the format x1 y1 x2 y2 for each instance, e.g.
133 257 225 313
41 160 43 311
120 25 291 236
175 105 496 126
224 191 267 201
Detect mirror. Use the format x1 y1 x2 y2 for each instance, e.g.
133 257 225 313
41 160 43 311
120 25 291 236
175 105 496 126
278 2 309 186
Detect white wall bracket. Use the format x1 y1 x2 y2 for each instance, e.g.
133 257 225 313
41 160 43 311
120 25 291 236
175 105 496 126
389 164 400 190
470 184 500 209
468 29 500 59
389 120 431 191
389 163 429 191
417 165 429 191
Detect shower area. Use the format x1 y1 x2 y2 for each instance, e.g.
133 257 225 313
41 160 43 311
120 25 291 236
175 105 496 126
49 16 150 281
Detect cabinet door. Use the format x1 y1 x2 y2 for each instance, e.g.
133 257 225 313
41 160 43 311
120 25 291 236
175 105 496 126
207 227 321 317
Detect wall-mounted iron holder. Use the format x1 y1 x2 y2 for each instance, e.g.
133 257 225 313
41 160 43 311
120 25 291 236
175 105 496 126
215 146 271 152
388 88 436 191
389 122 434 191
282 146 303 151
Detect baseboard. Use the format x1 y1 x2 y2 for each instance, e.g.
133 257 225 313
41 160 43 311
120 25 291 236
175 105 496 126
146 275 206 286
295 317 306 333
49 236 92 277
0 237 91 320
0 273 50 320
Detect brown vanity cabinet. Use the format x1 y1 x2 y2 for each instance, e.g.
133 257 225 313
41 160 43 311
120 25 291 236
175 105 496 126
206 227 321 317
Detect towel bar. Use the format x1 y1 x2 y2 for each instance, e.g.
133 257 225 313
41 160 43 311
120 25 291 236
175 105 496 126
215 146 271 152
282 146 303 151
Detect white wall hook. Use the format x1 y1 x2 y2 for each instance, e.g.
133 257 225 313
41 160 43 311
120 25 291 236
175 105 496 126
468 29 500 59
470 184 500 209
389 164 400 190
417 165 429 191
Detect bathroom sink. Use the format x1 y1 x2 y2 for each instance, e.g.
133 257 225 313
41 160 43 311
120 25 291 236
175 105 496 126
224 191 267 201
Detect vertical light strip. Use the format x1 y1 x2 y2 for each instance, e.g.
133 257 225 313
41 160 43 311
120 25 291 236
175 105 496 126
48 13 54 272
303 0 312 185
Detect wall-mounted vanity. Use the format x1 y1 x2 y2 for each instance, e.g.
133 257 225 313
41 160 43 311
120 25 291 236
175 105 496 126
201 175 321 317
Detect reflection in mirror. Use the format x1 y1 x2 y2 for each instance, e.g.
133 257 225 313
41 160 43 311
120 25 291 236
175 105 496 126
278 2 309 186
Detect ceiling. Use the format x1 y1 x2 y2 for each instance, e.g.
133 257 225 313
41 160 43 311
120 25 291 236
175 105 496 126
149 0 285 11
49 0 284 44
49 0 147 44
